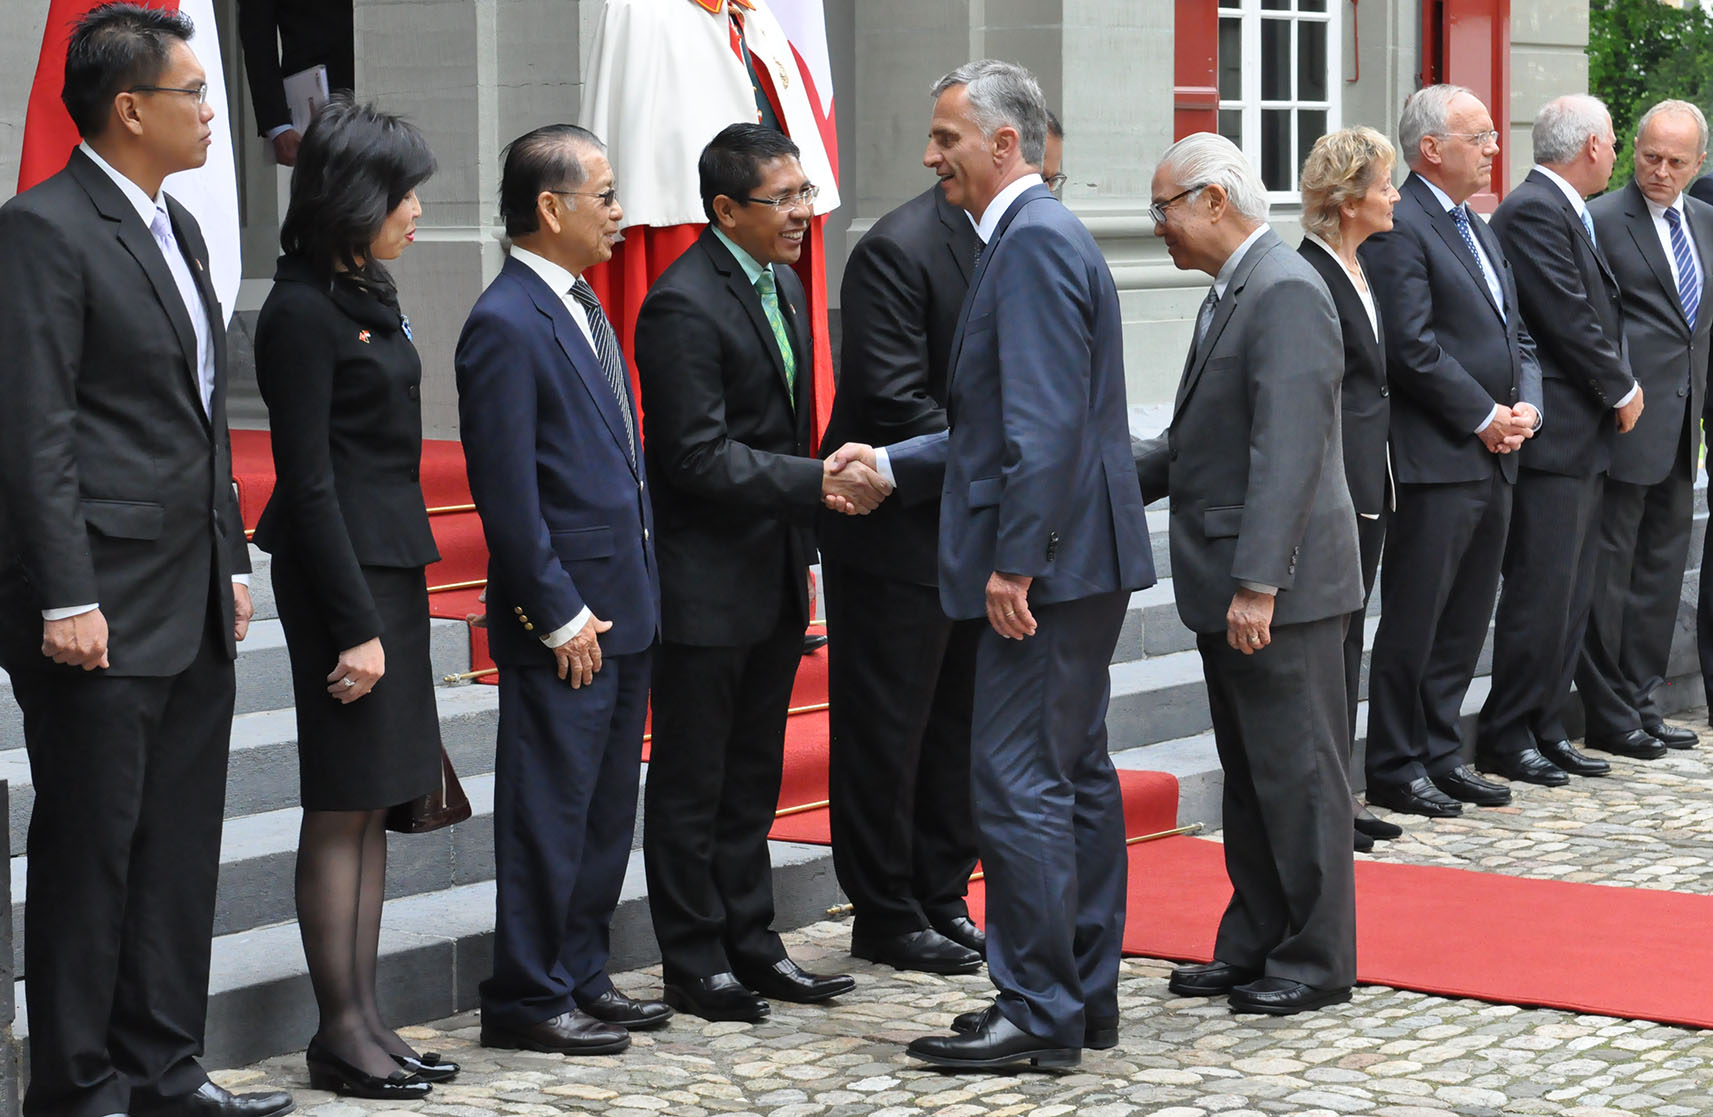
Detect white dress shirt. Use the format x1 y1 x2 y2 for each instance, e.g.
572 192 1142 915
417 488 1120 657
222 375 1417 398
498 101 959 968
47 144 244 623
504 246 598 648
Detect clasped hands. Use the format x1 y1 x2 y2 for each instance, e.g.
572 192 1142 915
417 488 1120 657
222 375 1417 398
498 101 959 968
1477 402 1540 455
822 442 891 515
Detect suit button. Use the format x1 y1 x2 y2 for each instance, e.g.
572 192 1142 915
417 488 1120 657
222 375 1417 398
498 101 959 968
514 606 524 614
1169 449 1179 461
1680 387 1689 398
644 529 650 541
1380 385 1389 397
523 622 534 631
519 614 529 623
409 467 420 481
407 384 420 400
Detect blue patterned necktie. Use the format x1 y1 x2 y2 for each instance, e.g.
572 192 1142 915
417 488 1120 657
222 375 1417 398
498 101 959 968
1580 208 1597 248
1665 206 1701 329
569 278 636 464
1451 205 1503 316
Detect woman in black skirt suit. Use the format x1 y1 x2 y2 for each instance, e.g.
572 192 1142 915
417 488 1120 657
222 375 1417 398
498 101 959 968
251 99 452 1100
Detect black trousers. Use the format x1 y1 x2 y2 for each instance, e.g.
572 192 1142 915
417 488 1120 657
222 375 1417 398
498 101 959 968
481 648 651 1026
643 619 803 980
822 560 979 939
1343 510 1387 772
1365 472 1512 790
14 607 233 1117
1478 468 1605 754
1583 467 1694 736
1201 615 1356 990
972 591 1129 1048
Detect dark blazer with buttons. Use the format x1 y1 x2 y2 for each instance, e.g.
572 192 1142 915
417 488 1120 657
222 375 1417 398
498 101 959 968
1298 238 1390 516
0 148 249 676
456 255 658 666
1135 229 1363 635
1590 180 1713 484
1359 172 1543 485
818 184 976 586
1489 169 1631 477
251 255 441 649
635 227 821 647
887 184 1154 620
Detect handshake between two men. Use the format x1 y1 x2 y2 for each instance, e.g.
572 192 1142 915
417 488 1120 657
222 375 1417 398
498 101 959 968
820 441 891 515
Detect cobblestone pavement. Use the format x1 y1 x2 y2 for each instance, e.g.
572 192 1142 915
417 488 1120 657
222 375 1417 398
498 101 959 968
221 712 1713 1116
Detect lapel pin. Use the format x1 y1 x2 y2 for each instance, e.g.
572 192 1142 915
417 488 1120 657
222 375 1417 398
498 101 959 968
357 330 372 344
194 258 204 272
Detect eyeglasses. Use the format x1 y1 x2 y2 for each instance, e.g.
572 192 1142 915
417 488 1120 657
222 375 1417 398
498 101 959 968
1046 173 1068 194
742 186 820 209
548 187 620 208
128 82 208 104
1149 185 1204 226
1438 130 1500 147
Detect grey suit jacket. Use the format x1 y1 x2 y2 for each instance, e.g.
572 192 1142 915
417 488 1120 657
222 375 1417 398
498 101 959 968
1136 228 1363 635
1589 180 1713 485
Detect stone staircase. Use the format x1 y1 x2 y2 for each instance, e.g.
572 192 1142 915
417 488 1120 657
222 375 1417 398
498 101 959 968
1 485 1707 1072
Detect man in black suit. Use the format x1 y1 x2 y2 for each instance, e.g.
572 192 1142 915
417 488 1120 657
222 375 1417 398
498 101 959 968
457 124 672 1056
1138 132 1362 1017
1583 100 1713 751
1479 95 1639 781
237 0 353 166
634 124 886 1023
0 8 288 1117
1359 85 1544 818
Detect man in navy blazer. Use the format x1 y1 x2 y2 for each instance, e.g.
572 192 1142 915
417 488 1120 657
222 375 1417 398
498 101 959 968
456 124 671 1057
837 61 1153 1070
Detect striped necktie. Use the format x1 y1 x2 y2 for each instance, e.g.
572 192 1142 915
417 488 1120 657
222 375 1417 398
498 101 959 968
569 278 636 464
754 268 797 406
1665 206 1701 330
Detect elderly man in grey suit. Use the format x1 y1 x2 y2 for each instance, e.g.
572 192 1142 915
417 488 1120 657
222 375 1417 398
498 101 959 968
1136 133 1363 1016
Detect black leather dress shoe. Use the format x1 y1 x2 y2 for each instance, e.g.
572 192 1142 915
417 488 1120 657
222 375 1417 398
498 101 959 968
1431 764 1512 806
733 957 856 1003
1586 728 1669 759
907 1008 1079 1070
1353 809 1403 840
1366 777 1463 818
579 988 675 1030
852 928 982 974
304 1039 429 1102
1538 738 1610 776
663 972 771 1022
1228 977 1353 1016
392 1051 459 1083
932 914 987 956
1475 747 1569 786
479 1010 631 1055
951 1005 1119 1049
1167 960 1260 997
137 1081 296 1116
1644 720 1700 749
802 633 829 655
1354 827 1374 853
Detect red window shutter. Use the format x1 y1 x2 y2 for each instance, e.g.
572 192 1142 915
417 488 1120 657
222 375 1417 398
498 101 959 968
1422 0 1513 209
1175 0 1219 140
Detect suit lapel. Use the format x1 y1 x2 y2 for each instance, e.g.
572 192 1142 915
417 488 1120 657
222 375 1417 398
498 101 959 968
167 195 218 431
946 182 1054 387
706 235 794 405
509 258 638 474
1173 230 1283 415
1528 170 1616 287
1408 174 1504 322
936 187 976 284
1687 195 1713 341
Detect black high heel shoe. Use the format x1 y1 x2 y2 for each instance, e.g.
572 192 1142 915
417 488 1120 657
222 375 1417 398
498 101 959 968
306 1037 433 1100
393 1051 460 1083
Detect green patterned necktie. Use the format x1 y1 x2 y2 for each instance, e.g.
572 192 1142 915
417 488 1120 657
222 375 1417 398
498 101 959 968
754 267 797 407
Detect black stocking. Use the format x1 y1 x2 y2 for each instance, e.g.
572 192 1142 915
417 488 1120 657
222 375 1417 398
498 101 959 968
296 807 402 1077
353 812 418 1060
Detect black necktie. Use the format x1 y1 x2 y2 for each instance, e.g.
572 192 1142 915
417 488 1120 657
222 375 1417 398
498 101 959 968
569 279 636 465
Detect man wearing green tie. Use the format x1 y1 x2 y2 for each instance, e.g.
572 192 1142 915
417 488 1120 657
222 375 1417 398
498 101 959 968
633 123 891 1023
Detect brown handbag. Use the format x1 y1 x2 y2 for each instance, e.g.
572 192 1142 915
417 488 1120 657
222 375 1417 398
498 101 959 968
385 747 473 833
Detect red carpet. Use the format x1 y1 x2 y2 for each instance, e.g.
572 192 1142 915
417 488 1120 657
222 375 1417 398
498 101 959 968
1095 834 1713 1030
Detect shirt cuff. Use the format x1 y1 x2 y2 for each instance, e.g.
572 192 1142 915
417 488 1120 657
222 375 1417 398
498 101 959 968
540 606 592 649
1474 404 1501 434
232 574 251 588
1614 382 1640 409
265 123 296 140
873 447 897 489
42 603 99 621
1238 581 1278 596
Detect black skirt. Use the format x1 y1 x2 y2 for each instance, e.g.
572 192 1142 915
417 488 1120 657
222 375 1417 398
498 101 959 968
270 550 443 811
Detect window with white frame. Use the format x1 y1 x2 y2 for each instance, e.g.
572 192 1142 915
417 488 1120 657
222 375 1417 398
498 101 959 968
1216 0 1341 199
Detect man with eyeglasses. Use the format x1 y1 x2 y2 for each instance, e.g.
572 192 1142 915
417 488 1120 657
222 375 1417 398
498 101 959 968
1479 95 1638 785
1581 100 1713 753
814 104 1069 980
0 6 289 1116
457 123 673 1058
633 123 887 1023
1357 84 1544 820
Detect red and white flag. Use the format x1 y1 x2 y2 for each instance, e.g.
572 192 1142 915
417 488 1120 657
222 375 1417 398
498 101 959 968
766 0 838 185
19 0 241 321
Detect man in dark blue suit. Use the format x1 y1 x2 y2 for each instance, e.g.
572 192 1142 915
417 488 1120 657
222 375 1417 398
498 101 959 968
456 124 671 1056
836 60 1154 1070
